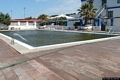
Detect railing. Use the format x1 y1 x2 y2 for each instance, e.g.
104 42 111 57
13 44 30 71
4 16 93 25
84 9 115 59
96 4 106 18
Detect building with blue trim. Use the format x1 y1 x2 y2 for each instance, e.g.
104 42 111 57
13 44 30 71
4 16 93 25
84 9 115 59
80 0 120 31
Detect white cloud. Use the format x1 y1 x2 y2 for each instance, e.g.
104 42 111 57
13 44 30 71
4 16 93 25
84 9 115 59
41 0 81 15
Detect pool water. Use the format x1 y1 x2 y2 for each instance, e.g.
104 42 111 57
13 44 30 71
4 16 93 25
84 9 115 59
0 30 115 47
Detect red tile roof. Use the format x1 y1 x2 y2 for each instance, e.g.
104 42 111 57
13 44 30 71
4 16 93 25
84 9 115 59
11 19 42 22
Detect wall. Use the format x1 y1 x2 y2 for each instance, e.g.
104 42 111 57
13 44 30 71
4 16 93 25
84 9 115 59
9 21 37 30
107 0 120 7
92 26 101 31
107 18 120 26
8 26 37 30
106 18 120 32
93 0 120 8
108 8 120 17
67 21 75 30
93 0 102 9
106 26 120 32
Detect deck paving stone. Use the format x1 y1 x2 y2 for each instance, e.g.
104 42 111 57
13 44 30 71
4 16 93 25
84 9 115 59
49 67 90 80
2 68 19 80
0 71 5 80
20 62 34 72
35 77 48 80
42 71 63 80
35 58 54 69
27 69 43 80
0 38 120 80
14 55 30 62
18 73 33 80
14 66 27 76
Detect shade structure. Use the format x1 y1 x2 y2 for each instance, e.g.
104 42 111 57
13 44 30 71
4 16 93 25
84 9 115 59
50 14 75 19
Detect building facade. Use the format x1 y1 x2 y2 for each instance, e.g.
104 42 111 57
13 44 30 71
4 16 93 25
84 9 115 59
9 19 41 30
81 0 120 31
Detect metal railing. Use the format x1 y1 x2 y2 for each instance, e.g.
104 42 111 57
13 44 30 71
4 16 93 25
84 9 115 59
96 4 106 18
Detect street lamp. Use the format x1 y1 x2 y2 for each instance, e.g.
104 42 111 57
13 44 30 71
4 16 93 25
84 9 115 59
11 10 12 19
24 7 26 19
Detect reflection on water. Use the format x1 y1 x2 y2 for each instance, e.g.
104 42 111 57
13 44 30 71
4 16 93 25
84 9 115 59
1 30 114 47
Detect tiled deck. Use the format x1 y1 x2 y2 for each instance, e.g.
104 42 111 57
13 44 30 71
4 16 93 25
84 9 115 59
0 38 120 80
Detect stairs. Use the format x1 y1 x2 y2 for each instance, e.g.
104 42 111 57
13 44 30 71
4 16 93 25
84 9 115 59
96 4 106 18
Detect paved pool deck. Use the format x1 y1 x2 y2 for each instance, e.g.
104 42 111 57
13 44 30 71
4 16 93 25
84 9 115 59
0 36 120 80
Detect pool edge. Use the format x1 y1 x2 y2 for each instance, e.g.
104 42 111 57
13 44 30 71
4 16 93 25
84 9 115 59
0 32 120 54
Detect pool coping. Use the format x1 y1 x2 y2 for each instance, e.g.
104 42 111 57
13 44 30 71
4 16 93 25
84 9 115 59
0 30 120 54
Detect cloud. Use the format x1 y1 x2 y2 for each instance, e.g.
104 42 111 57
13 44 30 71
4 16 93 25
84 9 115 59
42 0 81 15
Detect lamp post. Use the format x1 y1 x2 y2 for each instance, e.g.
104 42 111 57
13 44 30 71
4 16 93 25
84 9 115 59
24 7 26 19
11 10 12 19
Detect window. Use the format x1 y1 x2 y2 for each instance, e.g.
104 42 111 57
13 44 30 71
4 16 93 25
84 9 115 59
89 2 93 5
108 11 113 17
117 0 120 3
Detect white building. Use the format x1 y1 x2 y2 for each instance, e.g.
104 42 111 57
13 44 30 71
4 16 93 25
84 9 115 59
9 19 41 30
81 0 120 31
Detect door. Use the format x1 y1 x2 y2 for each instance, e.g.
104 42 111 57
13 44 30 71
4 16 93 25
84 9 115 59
102 0 107 6
101 24 106 31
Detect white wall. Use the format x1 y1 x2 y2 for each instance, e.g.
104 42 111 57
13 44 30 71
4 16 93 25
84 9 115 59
107 0 120 7
114 18 120 26
92 26 101 31
108 8 120 17
9 21 37 30
106 26 120 32
93 0 120 8
68 21 75 30
93 0 102 9
107 18 120 26
8 26 37 30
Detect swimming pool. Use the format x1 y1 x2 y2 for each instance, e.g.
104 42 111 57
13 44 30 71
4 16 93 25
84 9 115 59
0 30 116 47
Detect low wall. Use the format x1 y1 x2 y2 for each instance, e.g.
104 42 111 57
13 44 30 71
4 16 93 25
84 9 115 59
9 26 37 30
92 26 101 31
106 26 120 32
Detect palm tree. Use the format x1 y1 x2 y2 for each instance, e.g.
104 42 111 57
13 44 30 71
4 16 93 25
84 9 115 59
37 14 48 22
78 3 97 25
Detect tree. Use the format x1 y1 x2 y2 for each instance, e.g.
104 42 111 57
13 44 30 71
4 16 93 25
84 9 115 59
25 16 32 19
0 12 11 26
66 13 76 16
58 17 67 20
50 15 58 17
37 14 48 21
78 3 97 25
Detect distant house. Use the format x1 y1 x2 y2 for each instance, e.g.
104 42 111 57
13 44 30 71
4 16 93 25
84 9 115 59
9 19 42 30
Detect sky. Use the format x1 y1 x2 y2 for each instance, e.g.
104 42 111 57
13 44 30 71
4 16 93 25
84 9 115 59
0 0 81 19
